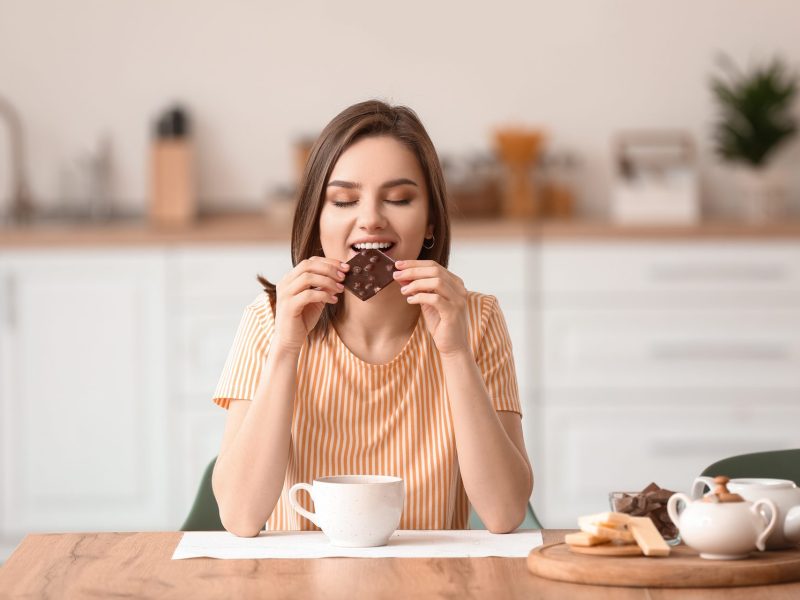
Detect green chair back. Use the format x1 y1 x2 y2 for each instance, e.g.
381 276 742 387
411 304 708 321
700 449 800 488
182 456 544 531
468 502 543 530
181 457 223 531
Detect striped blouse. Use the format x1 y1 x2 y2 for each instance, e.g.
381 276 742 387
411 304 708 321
213 290 521 530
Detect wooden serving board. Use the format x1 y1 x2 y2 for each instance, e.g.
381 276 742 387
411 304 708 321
527 542 800 588
568 542 642 556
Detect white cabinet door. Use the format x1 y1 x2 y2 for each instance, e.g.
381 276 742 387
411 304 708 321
0 250 169 540
542 242 800 307
167 245 292 523
537 393 800 528
541 308 800 389
450 240 539 476
169 245 292 403
537 240 800 528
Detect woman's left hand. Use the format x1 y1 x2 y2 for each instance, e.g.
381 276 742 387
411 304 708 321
393 260 470 357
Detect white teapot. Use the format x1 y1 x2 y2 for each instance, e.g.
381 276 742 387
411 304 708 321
668 476 777 560
693 476 800 549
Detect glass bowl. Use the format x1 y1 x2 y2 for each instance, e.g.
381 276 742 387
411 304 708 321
609 491 681 546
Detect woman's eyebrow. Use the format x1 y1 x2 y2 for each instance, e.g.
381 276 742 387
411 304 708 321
327 178 418 189
327 180 360 189
380 178 418 189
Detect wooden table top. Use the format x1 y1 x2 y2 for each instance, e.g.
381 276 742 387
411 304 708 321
1 530 798 599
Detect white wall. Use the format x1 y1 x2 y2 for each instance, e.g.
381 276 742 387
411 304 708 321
1 0 799 218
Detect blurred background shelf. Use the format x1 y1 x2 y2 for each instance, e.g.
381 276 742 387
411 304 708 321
4 214 800 248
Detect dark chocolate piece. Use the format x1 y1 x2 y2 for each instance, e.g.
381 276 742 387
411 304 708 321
611 483 678 540
343 248 397 301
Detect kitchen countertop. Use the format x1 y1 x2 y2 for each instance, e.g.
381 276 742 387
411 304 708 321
3 213 800 248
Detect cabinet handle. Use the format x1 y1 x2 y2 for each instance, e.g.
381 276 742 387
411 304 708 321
649 341 790 361
650 263 787 283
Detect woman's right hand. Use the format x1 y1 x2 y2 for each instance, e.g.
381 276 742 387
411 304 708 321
272 256 349 352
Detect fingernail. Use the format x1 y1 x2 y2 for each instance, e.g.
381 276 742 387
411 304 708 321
392 271 401 278
401 286 409 293
336 283 344 290
337 271 345 279
395 261 404 267
340 262 349 269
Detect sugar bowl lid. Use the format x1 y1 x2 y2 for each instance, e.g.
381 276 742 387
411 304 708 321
703 476 744 503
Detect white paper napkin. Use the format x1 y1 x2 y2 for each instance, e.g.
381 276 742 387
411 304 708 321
172 529 543 560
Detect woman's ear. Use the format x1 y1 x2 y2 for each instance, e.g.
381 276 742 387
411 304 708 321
425 224 434 238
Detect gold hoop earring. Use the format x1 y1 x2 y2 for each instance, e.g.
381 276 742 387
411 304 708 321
423 235 435 250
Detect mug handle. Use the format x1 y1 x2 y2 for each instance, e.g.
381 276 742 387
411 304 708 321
752 499 778 551
288 483 319 527
667 492 690 528
691 476 716 500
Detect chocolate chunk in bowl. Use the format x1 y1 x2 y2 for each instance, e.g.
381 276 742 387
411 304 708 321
609 482 680 543
342 248 397 301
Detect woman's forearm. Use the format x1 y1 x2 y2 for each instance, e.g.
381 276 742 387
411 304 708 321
212 344 299 536
440 349 533 533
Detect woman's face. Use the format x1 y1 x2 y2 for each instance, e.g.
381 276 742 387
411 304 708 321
319 135 433 263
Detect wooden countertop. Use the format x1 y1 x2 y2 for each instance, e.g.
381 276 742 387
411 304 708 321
2 530 797 598
3 213 800 248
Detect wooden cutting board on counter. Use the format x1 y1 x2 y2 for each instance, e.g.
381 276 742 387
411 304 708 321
527 542 800 588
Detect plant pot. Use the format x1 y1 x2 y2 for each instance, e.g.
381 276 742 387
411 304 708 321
736 166 785 223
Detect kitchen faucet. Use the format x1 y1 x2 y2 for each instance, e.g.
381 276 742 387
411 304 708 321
0 94 34 223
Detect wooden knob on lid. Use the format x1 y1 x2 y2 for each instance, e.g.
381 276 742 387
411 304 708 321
703 475 744 503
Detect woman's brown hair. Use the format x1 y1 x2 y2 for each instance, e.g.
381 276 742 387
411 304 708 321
257 99 451 338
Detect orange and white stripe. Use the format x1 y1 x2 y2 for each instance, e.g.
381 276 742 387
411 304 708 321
214 291 521 530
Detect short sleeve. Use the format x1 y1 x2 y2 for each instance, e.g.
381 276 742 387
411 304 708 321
213 293 275 409
475 295 521 415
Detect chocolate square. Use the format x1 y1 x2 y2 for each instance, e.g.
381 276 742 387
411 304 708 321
342 249 397 301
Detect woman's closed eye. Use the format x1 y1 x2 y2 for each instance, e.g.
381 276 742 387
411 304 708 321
330 198 413 207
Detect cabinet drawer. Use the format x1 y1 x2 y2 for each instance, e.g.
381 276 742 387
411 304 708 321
542 309 800 388
537 399 800 528
170 245 292 308
177 308 245 400
449 240 531 302
542 242 800 302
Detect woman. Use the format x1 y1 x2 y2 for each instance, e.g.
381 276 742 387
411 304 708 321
212 100 533 537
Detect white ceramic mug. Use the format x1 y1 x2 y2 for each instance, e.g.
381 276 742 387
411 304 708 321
288 475 404 547
692 477 800 549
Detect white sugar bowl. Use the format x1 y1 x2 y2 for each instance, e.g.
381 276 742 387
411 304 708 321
692 477 800 549
668 476 777 560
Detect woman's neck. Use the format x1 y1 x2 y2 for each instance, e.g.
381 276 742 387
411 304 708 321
334 286 420 355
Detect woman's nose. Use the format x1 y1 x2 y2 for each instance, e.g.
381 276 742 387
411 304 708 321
356 199 387 230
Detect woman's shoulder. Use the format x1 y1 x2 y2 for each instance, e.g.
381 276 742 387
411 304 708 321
465 290 502 332
465 289 500 312
243 291 276 328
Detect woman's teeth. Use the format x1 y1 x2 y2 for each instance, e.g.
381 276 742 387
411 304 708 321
352 242 393 250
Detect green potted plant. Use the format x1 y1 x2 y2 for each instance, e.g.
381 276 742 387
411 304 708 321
710 55 798 221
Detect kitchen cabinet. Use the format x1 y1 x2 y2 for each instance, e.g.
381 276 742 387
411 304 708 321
165 245 293 522
0 249 169 560
448 239 537 399
537 241 800 527
539 393 800 525
2 232 799 559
